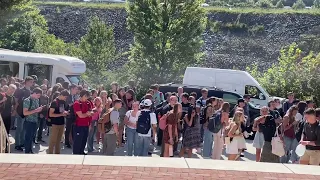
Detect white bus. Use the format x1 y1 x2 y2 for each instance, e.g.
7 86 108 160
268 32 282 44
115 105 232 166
0 49 86 87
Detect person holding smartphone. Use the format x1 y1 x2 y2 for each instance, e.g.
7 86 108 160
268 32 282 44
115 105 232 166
48 90 70 154
23 88 45 154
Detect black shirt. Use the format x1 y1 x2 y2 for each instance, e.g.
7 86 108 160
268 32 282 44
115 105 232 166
49 98 67 125
269 109 281 120
259 115 276 142
0 94 15 118
161 104 173 116
303 121 320 150
181 102 191 120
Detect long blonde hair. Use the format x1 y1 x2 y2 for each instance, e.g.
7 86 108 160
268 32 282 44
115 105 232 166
232 111 244 130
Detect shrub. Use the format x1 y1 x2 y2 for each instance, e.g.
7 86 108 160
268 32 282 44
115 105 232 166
292 0 306 9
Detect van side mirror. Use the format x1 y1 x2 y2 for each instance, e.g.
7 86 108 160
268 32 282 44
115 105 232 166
259 93 265 100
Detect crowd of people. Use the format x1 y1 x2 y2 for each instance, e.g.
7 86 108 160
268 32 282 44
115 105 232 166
0 76 320 166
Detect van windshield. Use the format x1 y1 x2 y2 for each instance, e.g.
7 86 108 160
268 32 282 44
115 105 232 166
66 75 82 85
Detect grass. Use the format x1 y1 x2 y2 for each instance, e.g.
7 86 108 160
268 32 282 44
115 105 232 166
33 1 320 15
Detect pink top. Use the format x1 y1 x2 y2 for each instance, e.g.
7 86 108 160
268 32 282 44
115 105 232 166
91 107 102 121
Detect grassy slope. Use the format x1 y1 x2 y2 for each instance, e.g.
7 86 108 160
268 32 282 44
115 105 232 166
34 1 320 15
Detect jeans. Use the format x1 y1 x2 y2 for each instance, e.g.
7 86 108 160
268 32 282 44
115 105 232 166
126 127 138 156
24 121 37 153
200 124 205 142
87 122 98 152
280 136 299 163
15 116 25 147
73 125 89 155
202 129 213 158
135 135 151 157
37 117 46 141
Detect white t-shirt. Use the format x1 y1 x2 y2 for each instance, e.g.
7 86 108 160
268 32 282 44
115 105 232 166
296 113 303 122
125 110 139 129
137 109 157 137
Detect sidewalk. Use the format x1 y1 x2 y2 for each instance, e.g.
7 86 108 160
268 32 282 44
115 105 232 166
1 154 320 180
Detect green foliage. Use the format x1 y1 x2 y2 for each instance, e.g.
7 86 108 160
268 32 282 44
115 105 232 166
249 24 265 34
248 43 320 104
292 0 306 9
298 34 320 54
0 0 30 10
256 0 273 7
127 0 207 87
275 0 285 7
314 0 320 8
78 16 116 72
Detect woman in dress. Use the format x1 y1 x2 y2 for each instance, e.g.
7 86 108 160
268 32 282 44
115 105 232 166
226 111 246 160
179 106 201 158
163 103 182 157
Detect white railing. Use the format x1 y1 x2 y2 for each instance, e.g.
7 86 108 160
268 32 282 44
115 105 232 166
0 115 10 153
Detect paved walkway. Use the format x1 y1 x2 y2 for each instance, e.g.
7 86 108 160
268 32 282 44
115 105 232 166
8 130 256 161
0 154 320 180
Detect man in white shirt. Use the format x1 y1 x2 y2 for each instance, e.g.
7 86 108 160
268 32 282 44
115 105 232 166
135 99 157 156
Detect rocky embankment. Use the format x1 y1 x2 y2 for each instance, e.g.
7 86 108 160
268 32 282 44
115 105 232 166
38 5 320 70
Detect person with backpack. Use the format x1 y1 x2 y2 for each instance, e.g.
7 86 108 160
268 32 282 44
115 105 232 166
47 90 70 154
135 99 157 156
151 84 164 107
73 90 94 155
209 102 230 160
23 88 45 153
14 76 34 151
100 99 121 155
202 97 218 158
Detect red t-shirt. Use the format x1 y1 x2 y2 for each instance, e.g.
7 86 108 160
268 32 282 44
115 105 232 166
73 100 93 127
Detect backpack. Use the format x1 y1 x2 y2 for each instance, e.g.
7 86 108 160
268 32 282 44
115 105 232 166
46 100 59 125
69 101 83 124
17 88 30 118
208 111 222 133
159 113 168 130
136 111 151 134
200 104 212 124
97 108 113 133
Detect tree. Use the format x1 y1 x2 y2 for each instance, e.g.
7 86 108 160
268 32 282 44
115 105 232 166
247 43 320 104
292 0 306 9
78 16 116 84
314 0 320 8
256 0 273 8
276 0 285 7
127 0 207 87
0 0 30 10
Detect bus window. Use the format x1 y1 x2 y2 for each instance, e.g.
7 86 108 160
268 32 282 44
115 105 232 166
25 64 52 84
0 61 19 78
56 77 65 84
223 93 239 105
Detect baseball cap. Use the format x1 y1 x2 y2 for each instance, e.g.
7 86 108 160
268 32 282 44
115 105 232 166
237 98 245 104
143 99 152 107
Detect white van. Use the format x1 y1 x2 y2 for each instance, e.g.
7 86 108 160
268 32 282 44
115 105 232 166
183 67 283 107
0 49 86 87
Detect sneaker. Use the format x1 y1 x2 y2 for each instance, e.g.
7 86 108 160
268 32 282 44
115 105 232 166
34 140 39 145
65 144 72 148
38 139 46 143
15 146 23 151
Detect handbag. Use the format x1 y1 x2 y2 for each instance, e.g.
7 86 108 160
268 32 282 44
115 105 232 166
271 124 285 157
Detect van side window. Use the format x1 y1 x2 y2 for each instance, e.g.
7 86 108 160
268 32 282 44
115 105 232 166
245 85 265 100
222 93 239 105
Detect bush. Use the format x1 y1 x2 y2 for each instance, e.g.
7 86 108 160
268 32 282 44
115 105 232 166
276 0 285 7
292 0 306 9
256 0 273 8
